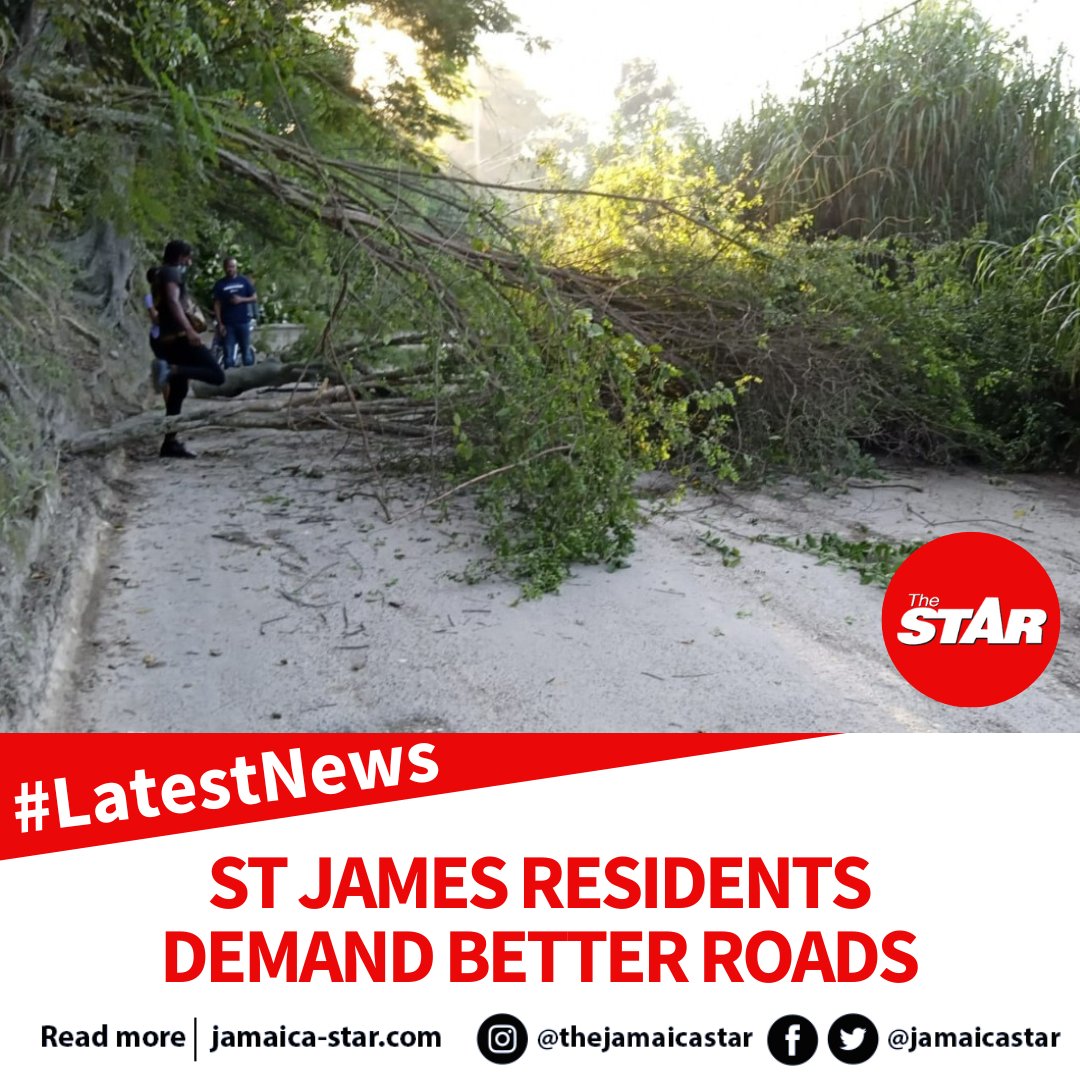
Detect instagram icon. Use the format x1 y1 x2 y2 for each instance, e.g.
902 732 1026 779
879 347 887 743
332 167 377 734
477 1014 529 1064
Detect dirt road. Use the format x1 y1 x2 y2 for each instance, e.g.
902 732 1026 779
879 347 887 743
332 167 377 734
45 429 1080 732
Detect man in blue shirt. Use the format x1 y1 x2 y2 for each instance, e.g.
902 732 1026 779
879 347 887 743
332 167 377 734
212 257 258 368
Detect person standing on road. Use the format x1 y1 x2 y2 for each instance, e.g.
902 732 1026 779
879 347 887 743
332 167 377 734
212 256 258 368
150 239 225 459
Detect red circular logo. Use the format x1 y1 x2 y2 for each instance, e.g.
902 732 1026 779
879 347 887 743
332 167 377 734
882 532 1060 707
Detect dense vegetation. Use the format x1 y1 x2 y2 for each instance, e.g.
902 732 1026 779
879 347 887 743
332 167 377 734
1 0 1078 597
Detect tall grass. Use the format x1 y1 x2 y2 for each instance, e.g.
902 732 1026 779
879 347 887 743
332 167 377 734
717 0 1078 241
978 156 1080 380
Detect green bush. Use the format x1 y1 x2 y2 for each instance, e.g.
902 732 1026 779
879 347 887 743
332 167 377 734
456 303 740 595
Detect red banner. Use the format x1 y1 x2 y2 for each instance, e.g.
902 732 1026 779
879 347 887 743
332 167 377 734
1 733 826 859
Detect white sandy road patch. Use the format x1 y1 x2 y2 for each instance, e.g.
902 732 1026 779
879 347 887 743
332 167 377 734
48 430 1080 732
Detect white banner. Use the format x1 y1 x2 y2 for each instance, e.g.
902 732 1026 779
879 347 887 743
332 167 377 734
1 735 1075 1077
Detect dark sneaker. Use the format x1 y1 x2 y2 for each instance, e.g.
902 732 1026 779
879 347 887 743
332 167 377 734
150 358 171 392
160 439 196 459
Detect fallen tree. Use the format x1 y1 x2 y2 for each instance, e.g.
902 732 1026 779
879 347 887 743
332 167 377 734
61 384 443 455
7 42 1000 595
191 360 306 398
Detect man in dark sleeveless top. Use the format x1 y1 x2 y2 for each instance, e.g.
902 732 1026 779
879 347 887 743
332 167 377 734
150 239 225 458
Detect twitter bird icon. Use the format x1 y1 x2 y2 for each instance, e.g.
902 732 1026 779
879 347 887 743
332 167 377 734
829 1015 878 1063
840 1027 866 1051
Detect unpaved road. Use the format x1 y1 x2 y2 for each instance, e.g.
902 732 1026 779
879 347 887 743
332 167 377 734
45 428 1080 732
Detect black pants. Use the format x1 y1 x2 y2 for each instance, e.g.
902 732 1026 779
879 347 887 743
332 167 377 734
158 337 225 418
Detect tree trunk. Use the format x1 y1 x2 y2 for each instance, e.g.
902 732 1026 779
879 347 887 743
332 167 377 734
58 385 443 455
191 360 307 398
62 219 136 326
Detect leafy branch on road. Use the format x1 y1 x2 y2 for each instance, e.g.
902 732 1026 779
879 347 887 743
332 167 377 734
757 532 920 587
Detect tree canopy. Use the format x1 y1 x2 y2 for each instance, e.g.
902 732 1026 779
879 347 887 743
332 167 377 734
2 0 1080 598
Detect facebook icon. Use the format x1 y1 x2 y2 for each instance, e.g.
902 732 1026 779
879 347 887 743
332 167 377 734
787 1023 802 1057
768 1015 818 1065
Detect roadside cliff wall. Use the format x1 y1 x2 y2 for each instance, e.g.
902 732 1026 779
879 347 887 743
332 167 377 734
1 237 151 729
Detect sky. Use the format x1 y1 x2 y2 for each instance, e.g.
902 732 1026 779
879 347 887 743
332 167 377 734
473 0 1080 136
